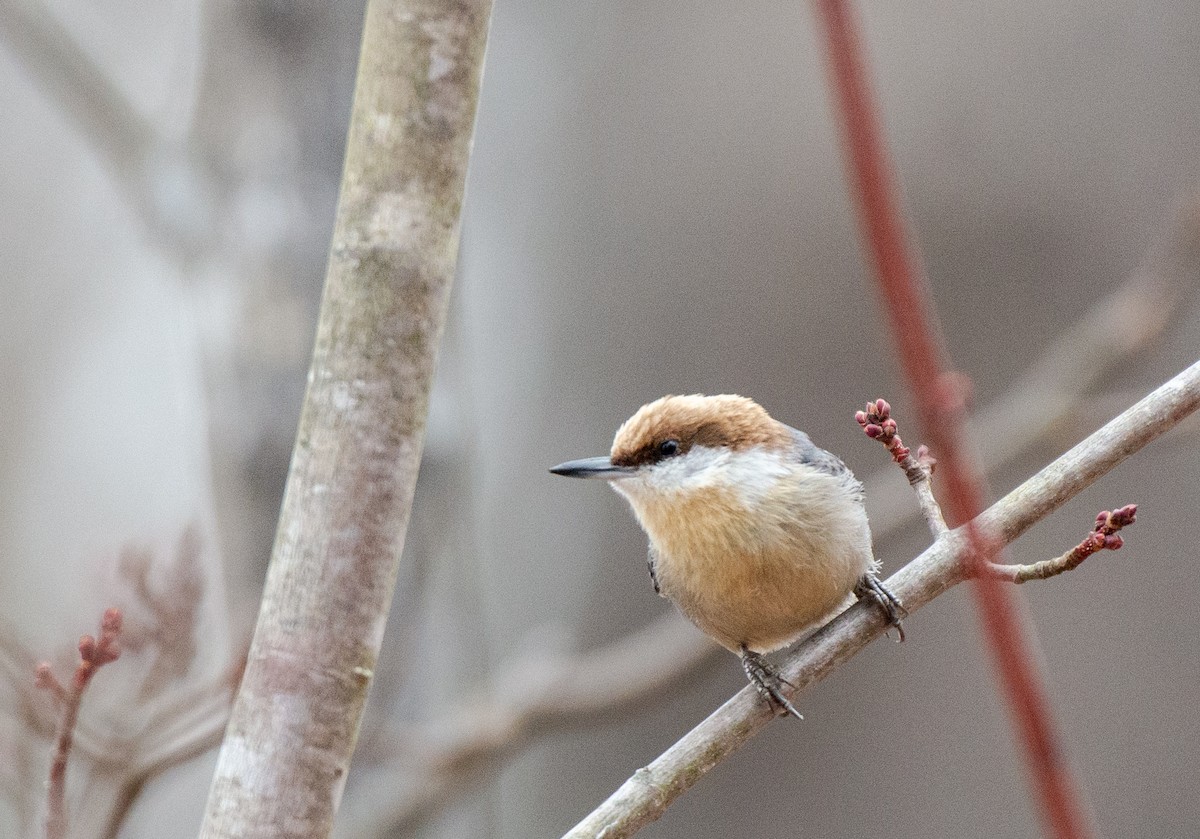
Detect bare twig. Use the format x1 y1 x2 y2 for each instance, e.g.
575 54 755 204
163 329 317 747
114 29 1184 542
97 650 244 839
118 529 205 702
560 363 1200 837
857 398 946 536
99 708 228 839
0 0 218 255
968 200 1200 472
986 505 1138 584
0 1 154 176
0 623 123 772
341 616 715 838
38 608 123 839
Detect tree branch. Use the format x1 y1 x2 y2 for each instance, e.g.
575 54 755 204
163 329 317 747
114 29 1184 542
561 358 1200 839
196 0 493 835
0 0 155 175
857 398 946 536
37 609 123 839
340 615 715 838
985 505 1138 584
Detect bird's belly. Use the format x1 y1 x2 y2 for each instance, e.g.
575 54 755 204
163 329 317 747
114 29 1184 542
645 489 874 652
661 545 867 652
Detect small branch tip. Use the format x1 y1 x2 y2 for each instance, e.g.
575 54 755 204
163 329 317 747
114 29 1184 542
41 607 125 839
101 607 123 635
858 398 936 477
35 662 66 702
856 397 945 535
856 398 914 464
986 504 1140 584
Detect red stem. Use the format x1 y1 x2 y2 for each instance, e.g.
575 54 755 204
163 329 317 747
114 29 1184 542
45 679 84 839
42 609 122 839
813 2 1094 837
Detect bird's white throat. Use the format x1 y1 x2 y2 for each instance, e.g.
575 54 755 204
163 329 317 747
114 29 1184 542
610 445 793 509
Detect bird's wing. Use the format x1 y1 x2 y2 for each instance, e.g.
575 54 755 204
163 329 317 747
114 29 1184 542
783 423 865 500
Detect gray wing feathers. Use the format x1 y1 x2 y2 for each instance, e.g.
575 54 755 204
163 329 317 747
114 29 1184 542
784 424 865 501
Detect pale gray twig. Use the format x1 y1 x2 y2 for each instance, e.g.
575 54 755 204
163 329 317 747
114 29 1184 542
0 0 217 255
0 0 154 174
985 504 1137 584
341 617 715 838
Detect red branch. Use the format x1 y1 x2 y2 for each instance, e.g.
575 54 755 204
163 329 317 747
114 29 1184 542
814 2 1095 837
36 608 123 839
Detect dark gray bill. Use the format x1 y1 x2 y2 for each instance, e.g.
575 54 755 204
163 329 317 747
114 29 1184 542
549 456 633 479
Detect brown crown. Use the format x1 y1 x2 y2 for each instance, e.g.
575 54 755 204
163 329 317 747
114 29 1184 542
610 394 790 468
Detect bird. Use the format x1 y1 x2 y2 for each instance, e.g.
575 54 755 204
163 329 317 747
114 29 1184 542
550 393 903 720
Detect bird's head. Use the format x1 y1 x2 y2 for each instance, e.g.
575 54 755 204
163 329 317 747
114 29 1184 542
550 394 793 507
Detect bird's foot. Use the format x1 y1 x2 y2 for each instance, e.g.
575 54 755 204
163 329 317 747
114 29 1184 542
855 573 908 642
739 646 803 721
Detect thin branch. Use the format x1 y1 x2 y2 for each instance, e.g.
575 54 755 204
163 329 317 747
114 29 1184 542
986 505 1138 584
341 617 716 838
133 698 229 779
0 0 218 255
99 710 228 839
0 0 155 174
856 398 946 536
133 663 234 747
560 360 1200 838
966 200 1200 474
38 609 123 839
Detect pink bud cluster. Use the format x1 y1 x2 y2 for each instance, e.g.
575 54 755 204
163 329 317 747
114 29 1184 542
1087 504 1138 552
81 608 123 666
856 398 916 466
35 608 123 699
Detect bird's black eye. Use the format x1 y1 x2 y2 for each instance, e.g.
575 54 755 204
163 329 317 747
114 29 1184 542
658 439 680 457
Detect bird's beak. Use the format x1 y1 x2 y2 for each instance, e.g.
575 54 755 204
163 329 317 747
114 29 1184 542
549 456 634 480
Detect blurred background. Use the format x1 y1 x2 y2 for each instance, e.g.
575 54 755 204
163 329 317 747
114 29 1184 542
2 0 1199 837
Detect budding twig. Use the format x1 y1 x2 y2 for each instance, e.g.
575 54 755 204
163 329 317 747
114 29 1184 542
857 398 947 536
985 505 1138 584
37 608 123 839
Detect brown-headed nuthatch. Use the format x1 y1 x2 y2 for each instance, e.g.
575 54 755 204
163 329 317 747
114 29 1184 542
551 394 903 719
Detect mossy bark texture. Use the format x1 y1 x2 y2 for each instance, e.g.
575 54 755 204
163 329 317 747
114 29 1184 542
198 0 492 836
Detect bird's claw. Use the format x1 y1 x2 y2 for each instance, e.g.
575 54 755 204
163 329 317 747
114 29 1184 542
855 573 907 642
740 646 804 721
